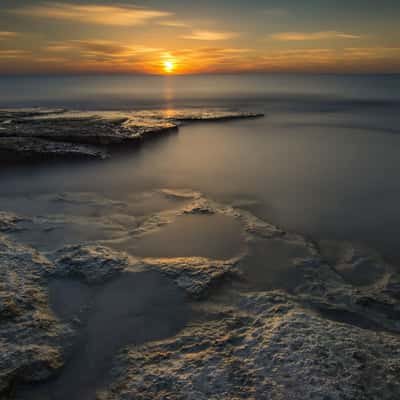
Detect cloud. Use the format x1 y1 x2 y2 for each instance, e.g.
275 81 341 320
158 20 190 28
0 31 18 39
182 30 238 41
344 47 400 58
271 31 362 41
45 44 75 52
43 40 162 63
4 44 400 74
12 2 172 26
0 50 27 58
73 40 131 56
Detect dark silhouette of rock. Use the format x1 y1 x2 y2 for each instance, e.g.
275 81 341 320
0 137 107 161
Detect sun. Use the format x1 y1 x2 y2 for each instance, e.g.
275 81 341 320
163 60 175 74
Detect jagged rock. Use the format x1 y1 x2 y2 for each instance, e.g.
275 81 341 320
102 292 400 400
51 245 130 284
131 257 241 299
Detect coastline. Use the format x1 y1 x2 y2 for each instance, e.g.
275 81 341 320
1 188 400 399
1 107 400 399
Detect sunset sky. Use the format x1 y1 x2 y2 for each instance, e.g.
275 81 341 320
1 0 400 75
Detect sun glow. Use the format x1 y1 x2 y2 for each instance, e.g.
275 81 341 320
163 60 175 73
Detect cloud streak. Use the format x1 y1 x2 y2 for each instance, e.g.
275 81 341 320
12 2 172 26
3 43 400 74
44 40 162 63
182 30 238 41
158 20 190 28
0 50 27 58
271 31 362 41
0 31 18 39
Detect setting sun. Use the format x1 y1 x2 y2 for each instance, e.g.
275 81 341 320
163 60 175 73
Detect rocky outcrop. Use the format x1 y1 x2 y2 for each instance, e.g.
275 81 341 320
2 189 400 399
101 292 400 400
0 108 264 161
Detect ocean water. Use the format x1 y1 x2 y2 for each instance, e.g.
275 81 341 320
1 74 400 259
2 73 400 399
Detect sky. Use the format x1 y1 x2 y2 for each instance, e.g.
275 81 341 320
0 0 400 75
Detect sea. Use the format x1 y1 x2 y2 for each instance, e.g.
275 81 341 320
1 73 400 260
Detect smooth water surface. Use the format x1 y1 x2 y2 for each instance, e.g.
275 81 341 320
3 73 400 399
1 73 400 260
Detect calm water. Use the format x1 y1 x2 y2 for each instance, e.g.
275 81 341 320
3 73 400 399
1 73 400 260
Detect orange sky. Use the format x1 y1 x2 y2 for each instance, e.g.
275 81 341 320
1 1 400 74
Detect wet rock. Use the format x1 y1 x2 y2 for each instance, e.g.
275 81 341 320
131 257 241 299
51 245 130 284
2 190 400 399
0 235 67 395
294 241 400 333
0 137 108 161
151 109 264 122
0 109 263 148
319 240 390 286
0 212 26 233
102 292 400 400
2 345 63 384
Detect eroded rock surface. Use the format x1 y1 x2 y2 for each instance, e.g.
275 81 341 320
1 190 400 399
101 293 400 400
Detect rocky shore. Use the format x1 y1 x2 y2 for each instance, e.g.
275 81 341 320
1 189 400 399
0 108 263 161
